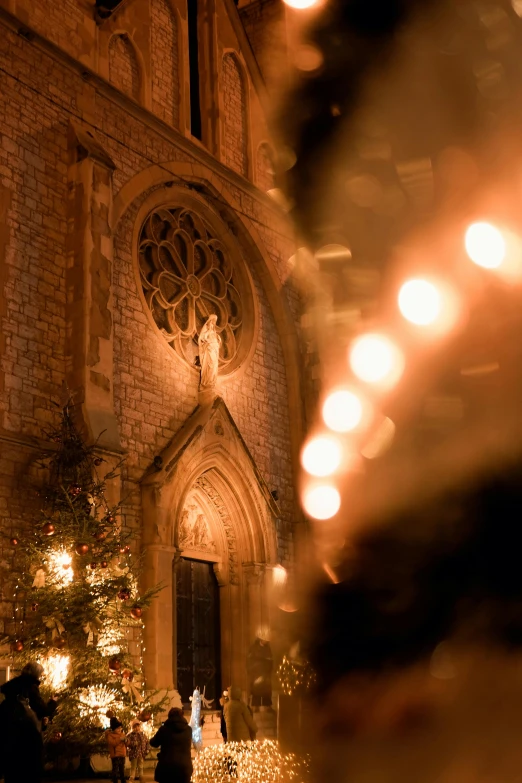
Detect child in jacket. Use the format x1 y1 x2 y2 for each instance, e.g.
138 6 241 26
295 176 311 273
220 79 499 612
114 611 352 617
105 717 127 783
126 720 149 781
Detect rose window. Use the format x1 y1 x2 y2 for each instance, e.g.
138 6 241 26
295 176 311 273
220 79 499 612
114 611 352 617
138 207 244 369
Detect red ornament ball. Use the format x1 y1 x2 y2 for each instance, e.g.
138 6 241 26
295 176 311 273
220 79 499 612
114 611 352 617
10 537 19 547
130 606 142 619
122 668 134 681
50 732 62 743
106 709 116 719
105 514 115 524
94 528 108 541
69 484 82 497
94 458 103 466
108 657 121 673
139 710 152 723
42 522 55 536
100 561 108 569
11 640 23 652
117 589 131 601
89 562 97 570
54 637 66 650
75 543 89 556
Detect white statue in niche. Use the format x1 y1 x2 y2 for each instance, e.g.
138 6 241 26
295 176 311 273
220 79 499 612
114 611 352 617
198 314 221 390
178 503 215 552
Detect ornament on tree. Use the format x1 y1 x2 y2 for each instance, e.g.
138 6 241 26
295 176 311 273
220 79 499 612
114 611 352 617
49 732 62 743
130 606 142 619
10 640 23 652
139 709 152 722
119 545 130 554
75 543 89 556
69 484 82 497
32 569 46 588
54 636 66 650
105 514 115 525
122 668 133 681
42 522 55 536
10 537 19 546
90 562 97 570
31 602 39 611
122 672 143 703
117 588 131 601
100 561 108 568
93 528 108 541
108 656 122 673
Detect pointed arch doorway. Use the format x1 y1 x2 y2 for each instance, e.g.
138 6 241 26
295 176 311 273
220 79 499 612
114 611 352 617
141 398 280 697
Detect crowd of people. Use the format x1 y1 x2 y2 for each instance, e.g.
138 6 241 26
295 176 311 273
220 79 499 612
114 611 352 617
0 660 261 783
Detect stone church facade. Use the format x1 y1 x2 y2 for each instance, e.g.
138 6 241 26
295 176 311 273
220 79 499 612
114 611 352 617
0 0 312 710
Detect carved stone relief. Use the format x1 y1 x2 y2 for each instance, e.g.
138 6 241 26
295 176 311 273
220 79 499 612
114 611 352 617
178 498 216 553
195 475 239 585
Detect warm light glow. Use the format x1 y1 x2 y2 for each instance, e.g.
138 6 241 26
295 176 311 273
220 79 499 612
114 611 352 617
398 278 442 326
41 653 70 692
465 222 506 269
361 417 396 459
78 685 121 729
192 740 310 783
301 435 342 477
282 0 320 8
48 549 73 586
349 333 404 386
97 626 123 657
322 389 363 432
272 565 287 587
302 484 341 520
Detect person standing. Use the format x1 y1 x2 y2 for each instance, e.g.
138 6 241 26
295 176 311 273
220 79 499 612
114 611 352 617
105 717 127 783
0 661 57 783
247 637 273 709
223 686 258 742
126 719 149 781
150 707 192 783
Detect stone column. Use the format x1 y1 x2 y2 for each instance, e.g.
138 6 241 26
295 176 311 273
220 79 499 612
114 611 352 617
66 121 120 450
142 543 177 690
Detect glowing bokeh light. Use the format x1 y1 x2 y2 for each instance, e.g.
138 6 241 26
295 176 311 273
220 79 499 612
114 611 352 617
48 549 73 586
465 222 506 269
349 333 404 386
302 484 341 520
301 435 342 477
78 685 121 729
272 565 287 587
398 278 442 326
322 389 363 432
282 0 319 8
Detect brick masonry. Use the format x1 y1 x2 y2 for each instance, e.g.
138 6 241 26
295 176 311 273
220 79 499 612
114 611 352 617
0 0 310 673
151 0 179 129
109 34 141 102
222 53 248 178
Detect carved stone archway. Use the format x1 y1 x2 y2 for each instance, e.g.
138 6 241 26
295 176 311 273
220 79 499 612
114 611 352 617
141 397 279 692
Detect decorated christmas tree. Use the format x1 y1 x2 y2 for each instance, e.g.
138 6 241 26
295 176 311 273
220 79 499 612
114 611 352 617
1 399 165 761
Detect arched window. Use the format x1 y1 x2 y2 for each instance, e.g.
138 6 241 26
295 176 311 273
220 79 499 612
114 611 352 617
222 53 248 178
151 0 179 128
256 142 275 191
108 34 141 101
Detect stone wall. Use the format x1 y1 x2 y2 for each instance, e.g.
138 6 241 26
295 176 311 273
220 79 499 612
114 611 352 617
151 0 179 128
0 0 308 679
